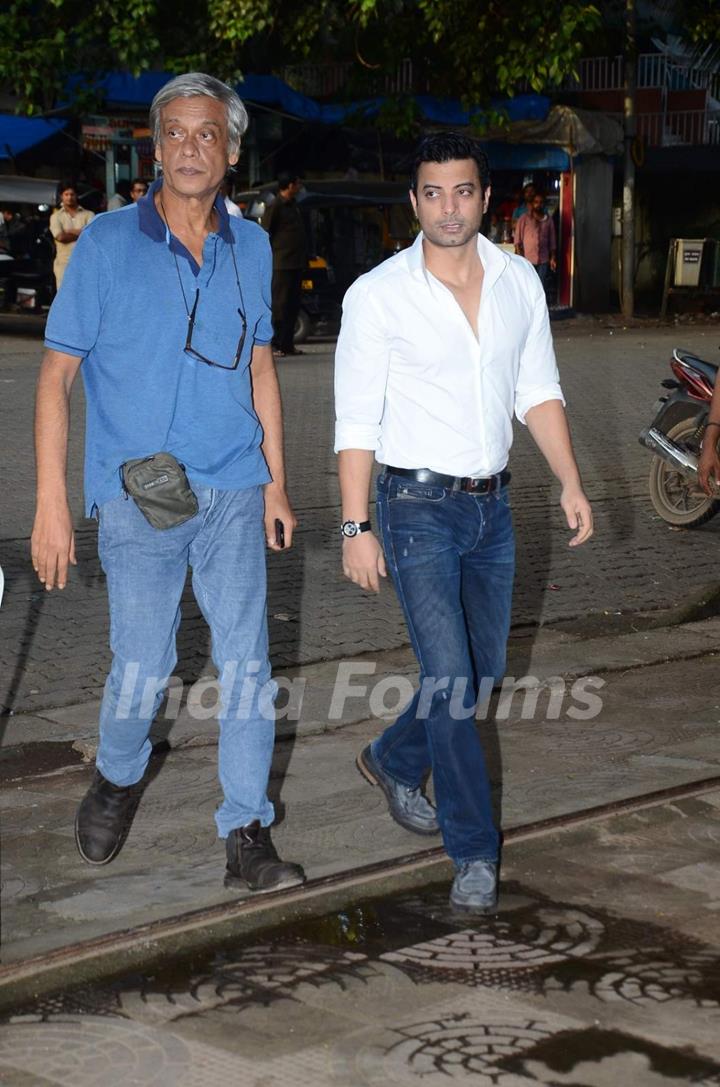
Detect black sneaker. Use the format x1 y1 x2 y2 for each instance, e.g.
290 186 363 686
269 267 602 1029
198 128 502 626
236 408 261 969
74 769 141 866
224 821 306 893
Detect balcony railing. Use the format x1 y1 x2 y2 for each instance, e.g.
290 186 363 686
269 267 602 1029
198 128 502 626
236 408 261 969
571 54 720 98
283 53 720 102
609 109 720 147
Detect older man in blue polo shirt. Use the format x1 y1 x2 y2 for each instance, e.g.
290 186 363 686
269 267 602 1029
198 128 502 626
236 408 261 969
30 73 305 894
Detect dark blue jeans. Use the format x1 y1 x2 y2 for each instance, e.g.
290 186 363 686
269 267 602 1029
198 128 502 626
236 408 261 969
374 471 515 865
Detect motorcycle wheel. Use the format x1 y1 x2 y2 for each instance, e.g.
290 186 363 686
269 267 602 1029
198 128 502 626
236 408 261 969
648 417 720 528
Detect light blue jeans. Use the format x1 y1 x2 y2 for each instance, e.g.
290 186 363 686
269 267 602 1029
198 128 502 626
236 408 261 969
96 485 275 837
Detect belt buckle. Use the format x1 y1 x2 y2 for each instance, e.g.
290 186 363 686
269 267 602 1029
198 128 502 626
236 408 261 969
467 476 490 494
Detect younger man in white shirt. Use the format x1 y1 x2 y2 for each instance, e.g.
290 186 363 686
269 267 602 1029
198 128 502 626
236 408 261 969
334 132 592 913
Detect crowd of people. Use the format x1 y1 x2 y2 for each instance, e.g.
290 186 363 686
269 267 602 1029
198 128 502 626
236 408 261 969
3 162 560 342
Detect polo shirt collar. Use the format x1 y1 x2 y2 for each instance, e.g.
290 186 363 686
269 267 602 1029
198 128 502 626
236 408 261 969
137 178 233 243
408 228 509 295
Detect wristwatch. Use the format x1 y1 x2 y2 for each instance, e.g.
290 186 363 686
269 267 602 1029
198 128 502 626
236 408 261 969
340 519 372 538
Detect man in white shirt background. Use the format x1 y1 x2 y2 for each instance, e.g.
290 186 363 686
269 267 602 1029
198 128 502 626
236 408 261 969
334 132 593 915
49 183 95 290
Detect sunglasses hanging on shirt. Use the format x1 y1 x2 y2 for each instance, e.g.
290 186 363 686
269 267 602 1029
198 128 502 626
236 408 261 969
160 195 257 370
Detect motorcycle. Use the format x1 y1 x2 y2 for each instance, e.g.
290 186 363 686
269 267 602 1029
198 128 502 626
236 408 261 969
639 347 720 528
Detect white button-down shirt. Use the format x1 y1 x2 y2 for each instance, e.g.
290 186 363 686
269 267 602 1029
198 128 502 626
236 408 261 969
334 231 564 477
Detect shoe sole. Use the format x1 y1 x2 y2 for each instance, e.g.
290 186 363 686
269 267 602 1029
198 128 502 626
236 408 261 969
356 750 440 837
450 898 498 915
223 873 307 893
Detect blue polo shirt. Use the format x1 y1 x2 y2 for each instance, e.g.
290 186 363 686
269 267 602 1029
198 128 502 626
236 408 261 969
45 179 273 516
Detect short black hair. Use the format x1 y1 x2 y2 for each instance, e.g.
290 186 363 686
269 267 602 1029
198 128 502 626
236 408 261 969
131 177 147 189
277 171 299 191
410 132 490 194
58 180 77 195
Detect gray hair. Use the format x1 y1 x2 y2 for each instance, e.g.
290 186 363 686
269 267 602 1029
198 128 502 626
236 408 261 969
149 72 248 157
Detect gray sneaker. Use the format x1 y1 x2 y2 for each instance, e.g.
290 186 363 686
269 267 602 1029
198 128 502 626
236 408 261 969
450 860 498 913
356 744 439 836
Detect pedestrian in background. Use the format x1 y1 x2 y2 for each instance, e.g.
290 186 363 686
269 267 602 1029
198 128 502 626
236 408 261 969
514 191 557 294
107 179 132 211
220 177 243 218
335 131 592 915
511 181 535 223
49 183 94 290
261 171 307 357
129 178 149 202
0 205 28 257
31 72 305 895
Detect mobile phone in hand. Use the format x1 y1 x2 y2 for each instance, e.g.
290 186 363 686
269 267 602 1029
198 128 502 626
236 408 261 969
274 518 285 548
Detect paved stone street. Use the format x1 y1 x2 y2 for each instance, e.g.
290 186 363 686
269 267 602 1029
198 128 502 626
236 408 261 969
2 783 719 1085
2 322 720 1084
2 321 720 716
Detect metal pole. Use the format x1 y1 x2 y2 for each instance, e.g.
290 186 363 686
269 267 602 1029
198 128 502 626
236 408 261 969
621 0 636 319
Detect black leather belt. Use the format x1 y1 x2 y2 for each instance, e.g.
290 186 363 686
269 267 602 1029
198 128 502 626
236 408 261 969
385 466 511 494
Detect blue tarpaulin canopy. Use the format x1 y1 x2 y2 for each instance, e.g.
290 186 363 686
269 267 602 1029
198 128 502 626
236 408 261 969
26 73 568 171
96 70 551 130
93 71 329 119
481 141 570 170
96 73 567 166
0 115 67 159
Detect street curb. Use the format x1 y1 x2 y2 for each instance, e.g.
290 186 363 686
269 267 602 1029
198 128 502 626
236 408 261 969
1 774 718 1013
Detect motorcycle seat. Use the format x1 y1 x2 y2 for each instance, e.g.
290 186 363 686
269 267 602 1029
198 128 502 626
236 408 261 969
674 348 718 382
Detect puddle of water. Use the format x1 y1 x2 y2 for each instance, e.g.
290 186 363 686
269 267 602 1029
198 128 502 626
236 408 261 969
0 742 84 784
7 878 720 1022
501 1026 720 1083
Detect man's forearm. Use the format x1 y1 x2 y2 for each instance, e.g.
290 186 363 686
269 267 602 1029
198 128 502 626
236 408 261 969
525 399 582 488
338 449 375 521
251 345 287 488
35 351 80 503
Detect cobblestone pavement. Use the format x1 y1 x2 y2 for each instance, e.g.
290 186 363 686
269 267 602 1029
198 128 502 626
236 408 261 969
4 633 720 961
2 788 719 1085
2 324 720 714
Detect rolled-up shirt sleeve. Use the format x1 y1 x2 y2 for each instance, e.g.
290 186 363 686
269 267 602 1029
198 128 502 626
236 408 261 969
334 280 390 452
514 264 565 425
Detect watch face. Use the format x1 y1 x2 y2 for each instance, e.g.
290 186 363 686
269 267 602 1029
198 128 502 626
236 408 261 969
342 521 358 537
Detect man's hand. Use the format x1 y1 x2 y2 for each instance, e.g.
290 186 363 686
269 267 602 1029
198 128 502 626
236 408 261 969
561 484 593 547
264 483 297 551
697 432 720 496
550 255 557 272
31 499 76 590
342 532 387 593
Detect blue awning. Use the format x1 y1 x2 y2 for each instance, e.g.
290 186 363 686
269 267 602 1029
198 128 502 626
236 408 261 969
0 115 67 159
95 71 327 119
64 72 569 169
481 141 570 171
96 71 551 130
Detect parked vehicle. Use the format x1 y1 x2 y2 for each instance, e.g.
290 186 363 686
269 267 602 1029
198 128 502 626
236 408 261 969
639 347 720 527
0 176 59 315
237 180 414 344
